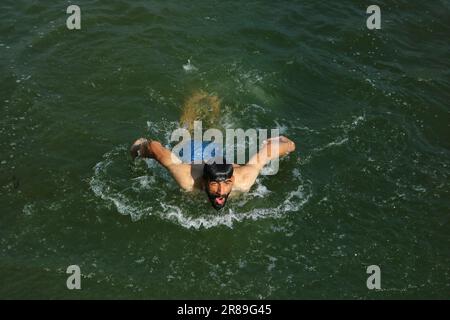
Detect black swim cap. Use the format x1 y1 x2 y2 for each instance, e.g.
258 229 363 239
203 158 233 182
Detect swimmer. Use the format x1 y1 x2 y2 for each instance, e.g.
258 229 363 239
130 136 295 210
130 91 295 210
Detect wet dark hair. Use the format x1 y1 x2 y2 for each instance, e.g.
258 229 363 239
203 159 233 182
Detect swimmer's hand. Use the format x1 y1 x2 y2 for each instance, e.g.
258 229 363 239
130 138 154 160
263 136 296 155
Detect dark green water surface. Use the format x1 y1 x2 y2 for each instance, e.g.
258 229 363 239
0 0 449 298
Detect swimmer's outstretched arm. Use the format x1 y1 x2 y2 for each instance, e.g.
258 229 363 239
130 138 180 165
252 136 296 165
130 138 194 191
234 136 296 191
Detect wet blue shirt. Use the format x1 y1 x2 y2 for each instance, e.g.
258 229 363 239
176 140 223 163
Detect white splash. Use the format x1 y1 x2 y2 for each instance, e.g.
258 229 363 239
89 145 312 230
183 59 198 72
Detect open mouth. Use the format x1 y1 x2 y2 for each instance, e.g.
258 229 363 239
215 197 225 206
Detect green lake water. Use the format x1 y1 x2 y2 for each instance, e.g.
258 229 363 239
0 0 449 298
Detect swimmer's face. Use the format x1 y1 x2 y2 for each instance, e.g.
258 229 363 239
205 176 234 210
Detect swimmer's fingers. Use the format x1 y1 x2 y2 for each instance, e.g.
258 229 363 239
263 136 295 153
130 138 151 159
130 140 143 159
278 136 295 152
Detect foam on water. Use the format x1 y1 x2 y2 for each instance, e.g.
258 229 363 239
90 145 312 229
183 59 198 72
88 105 368 230
88 69 314 229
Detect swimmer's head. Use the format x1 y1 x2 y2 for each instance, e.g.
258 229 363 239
203 159 234 210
